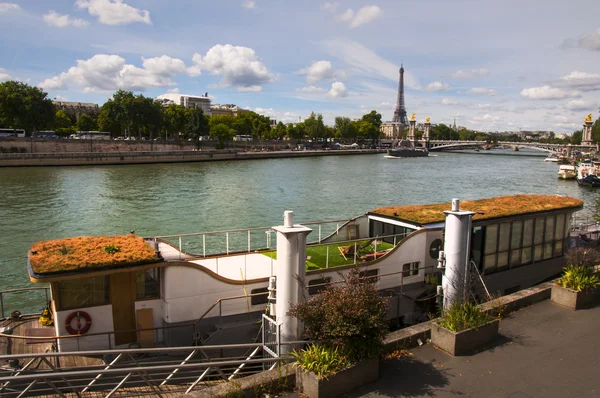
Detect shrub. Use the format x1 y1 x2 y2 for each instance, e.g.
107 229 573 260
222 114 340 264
438 301 494 332
291 344 351 379
565 247 600 268
558 265 600 292
288 268 389 363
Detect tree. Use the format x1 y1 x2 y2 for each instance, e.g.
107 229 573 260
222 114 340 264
274 121 287 139
98 101 121 136
0 81 54 134
163 104 187 139
185 107 209 139
361 110 382 130
335 117 357 141
53 110 73 136
571 130 582 145
76 114 97 132
592 117 600 143
210 123 235 148
431 124 459 140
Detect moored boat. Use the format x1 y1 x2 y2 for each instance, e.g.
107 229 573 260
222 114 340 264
5 194 583 354
386 147 429 157
558 164 577 180
576 160 600 187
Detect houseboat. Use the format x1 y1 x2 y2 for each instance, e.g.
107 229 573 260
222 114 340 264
577 160 600 187
14 194 583 352
558 165 577 180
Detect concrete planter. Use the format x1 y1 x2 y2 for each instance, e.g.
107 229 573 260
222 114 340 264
296 358 379 398
431 318 499 356
551 284 599 310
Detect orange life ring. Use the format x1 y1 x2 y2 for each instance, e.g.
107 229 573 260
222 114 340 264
65 311 92 335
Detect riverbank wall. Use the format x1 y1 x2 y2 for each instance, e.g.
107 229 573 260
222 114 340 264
0 148 386 167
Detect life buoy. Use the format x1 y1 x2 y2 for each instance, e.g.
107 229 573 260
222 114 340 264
65 311 92 335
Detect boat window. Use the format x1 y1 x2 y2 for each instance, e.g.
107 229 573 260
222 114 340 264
483 254 496 273
543 243 553 260
402 262 419 277
555 214 565 240
359 269 379 283
522 247 532 264
534 217 545 245
136 268 160 300
554 240 563 256
429 239 443 260
510 249 522 267
534 245 543 262
511 221 523 250
498 223 511 252
308 277 331 295
250 288 269 306
370 220 384 237
497 251 509 270
58 276 109 311
523 219 534 247
545 216 555 244
484 225 498 255
471 227 484 271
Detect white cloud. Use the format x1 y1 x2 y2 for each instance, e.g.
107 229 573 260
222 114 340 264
191 44 275 92
321 2 338 12
43 11 89 28
520 85 579 100
451 68 489 79
576 27 600 52
0 68 9 81
335 5 382 28
553 71 600 91
38 54 190 92
425 81 451 91
242 1 255 9
468 87 498 96
565 99 596 111
76 0 151 25
0 2 19 13
54 95 69 101
167 87 180 94
297 86 326 93
442 98 458 105
322 39 420 89
296 60 335 85
553 115 569 123
327 81 348 98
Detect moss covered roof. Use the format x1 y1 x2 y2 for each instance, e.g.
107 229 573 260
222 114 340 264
370 195 583 225
29 235 160 274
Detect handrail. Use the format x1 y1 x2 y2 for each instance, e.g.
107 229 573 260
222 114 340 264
0 286 50 320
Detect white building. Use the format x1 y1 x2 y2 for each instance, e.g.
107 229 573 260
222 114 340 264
156 93 211 115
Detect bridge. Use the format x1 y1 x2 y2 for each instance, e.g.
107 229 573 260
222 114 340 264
427 140 597 154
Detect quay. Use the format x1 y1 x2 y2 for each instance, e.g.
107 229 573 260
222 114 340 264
0 148 386 167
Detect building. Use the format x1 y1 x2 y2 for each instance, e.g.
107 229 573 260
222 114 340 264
380 122 404 139
52 101 100 121
210 104 248 117
156 93 211 114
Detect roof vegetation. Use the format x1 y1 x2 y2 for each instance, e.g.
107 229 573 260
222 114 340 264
370 195 583 225
29 235 160 274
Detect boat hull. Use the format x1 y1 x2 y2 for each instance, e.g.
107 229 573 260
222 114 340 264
387 149 428 158
577 175 600 187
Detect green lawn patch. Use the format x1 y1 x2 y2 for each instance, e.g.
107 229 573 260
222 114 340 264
261 240 394 270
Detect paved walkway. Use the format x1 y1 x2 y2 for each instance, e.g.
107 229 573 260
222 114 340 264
344 299 600 398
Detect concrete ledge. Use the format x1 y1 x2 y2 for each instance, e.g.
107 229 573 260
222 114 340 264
479 282 553 315
383 320 433 352
181 363 295 398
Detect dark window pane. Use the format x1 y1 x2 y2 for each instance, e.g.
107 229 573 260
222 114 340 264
251 288 269 306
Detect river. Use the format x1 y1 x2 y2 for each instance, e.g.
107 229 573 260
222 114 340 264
1 150 598 311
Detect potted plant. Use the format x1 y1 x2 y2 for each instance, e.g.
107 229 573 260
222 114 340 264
551 247 600 310
431 301 499 356
289 268 389 398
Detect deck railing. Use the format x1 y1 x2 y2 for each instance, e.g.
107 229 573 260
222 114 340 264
0 287 50 321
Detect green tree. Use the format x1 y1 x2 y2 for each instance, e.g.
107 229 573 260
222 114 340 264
335 117 357 141
98 101 121 136
592 117 600 143
210 123 235 148
571 130 582 145
361 110 382 129
431 124 459 140
275 121 287 139
185 107 209 139
0 81 54 134
76 114 97 132
53 110 73 136
163 104 187 139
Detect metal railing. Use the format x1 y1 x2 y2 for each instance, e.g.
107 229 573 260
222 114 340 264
0 341 294 397
0 287 50 321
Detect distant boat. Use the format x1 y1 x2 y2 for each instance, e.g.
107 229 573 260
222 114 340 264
386 148 429 158
544 154 568 163
558 165 576 180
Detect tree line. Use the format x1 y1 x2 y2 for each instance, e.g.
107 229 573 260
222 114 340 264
1 80 598 146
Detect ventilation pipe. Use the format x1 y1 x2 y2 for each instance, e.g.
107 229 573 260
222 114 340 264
440 199 476 312
272 211 312 354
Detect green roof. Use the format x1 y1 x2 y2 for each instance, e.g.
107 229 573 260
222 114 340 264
370 195 583 225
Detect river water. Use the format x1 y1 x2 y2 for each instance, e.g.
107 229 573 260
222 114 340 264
1 150 599 311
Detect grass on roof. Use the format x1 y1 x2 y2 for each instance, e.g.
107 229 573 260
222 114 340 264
262 240 395 269
30 235 160 274
371 195 583 225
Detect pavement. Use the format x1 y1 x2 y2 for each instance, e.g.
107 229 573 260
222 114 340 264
287 299 600 398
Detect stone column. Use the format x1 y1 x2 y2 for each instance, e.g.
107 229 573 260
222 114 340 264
408 119 416 144
582 119 594 146
423 121 431 148
272 211 312 354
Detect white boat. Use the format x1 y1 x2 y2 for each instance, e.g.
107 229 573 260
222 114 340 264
12 194 584 352
576 160 600 187
558 165 576 180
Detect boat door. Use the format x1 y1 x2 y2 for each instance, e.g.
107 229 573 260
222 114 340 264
110 273 137 346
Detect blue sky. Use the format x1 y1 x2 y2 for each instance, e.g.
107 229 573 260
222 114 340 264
1 0 599 132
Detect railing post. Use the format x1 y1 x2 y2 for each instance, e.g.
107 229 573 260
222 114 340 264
354 241 357 264
178 236 182 260
226 232 229 255
0 293 4 319
248 230 251 252
318 225 322 243
326 246 329 268
202 234 206 257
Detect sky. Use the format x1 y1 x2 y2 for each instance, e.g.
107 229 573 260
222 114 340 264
0 0 599 133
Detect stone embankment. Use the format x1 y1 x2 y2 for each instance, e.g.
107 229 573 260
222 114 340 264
0 139 386 167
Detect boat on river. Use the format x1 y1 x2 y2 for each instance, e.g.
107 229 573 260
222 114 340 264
558 165 577 180
544 153 568 163
386 139 428 158
0 194 584 355
577 160 600 187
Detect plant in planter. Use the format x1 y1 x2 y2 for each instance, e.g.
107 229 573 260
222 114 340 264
431 301 499 356
552 248 600 309
289 268 389 398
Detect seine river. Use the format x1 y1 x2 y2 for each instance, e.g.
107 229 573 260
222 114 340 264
1 150 599 311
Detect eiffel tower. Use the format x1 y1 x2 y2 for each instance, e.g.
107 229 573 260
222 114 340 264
392 65 408 125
